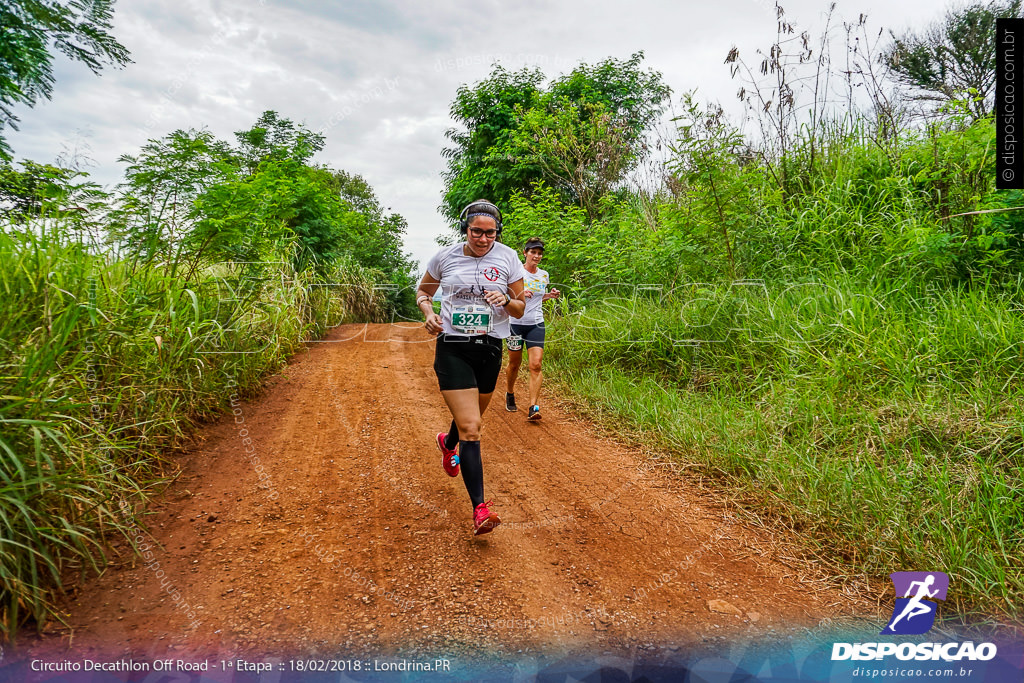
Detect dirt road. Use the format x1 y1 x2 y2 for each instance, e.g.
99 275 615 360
27 323 876 662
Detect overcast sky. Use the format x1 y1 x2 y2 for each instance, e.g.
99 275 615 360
7 0 944 271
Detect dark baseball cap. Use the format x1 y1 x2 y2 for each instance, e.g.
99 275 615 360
524 237 545 251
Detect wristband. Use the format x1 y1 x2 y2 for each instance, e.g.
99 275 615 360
416 294 431 306
502 293 511 307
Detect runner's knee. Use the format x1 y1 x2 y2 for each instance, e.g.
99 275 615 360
457 417 482 440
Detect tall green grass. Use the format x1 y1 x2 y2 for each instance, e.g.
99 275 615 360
501 80 1020 623
545 276 1024 618
0 224 388 638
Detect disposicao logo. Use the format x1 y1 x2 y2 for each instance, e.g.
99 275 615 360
831 571 998 663
881 571 948 635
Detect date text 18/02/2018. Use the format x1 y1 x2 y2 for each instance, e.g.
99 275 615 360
288 659 452 673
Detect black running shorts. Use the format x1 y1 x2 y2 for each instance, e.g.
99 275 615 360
510 322 546 349
433 334 503 393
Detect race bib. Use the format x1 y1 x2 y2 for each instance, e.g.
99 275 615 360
451 304 492 335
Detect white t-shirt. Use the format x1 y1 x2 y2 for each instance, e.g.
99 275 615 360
425 242 526 338
511 267 549 325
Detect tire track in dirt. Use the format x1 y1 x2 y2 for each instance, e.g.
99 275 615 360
26 323 877 662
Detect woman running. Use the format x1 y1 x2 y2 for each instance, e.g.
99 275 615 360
415 200 525 535
505 237 560 420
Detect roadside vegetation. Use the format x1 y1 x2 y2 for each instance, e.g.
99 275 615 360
1 5 415 636
443 2 1024 620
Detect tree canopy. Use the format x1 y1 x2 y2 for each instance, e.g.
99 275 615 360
441 52 669 221
886 0 1023 119
234 110 326 175
107 112 415 290
0 0 131 160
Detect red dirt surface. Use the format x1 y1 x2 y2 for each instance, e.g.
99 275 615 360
23 323 879 664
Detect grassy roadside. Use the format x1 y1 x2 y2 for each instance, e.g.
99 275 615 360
0 225 389 639
540 277 1024 622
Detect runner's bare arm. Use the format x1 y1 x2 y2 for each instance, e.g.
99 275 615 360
417 272 443 335
506 278 526 318
482 278 524 318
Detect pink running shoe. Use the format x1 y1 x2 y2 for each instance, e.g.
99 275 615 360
437 433 459 477
473 500 501 536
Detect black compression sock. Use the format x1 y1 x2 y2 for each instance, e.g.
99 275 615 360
458 440 484 509
444 421 459 450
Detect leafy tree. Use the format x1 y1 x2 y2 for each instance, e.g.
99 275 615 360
189 162 416 285
234 110 325 175
442 66 545 220
2 159 77 219
546 52 671 142
886 0 1023 120
332 170 380 217
330 170 415 276
0 0 131 160
441 53 669 220
187 160 332 272
328 170 417 315
110 129 238 266
101 110 415 315
0 158 108 234
111 113 327 269
503 99 638 219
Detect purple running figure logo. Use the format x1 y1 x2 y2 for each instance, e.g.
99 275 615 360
881 572 949 635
